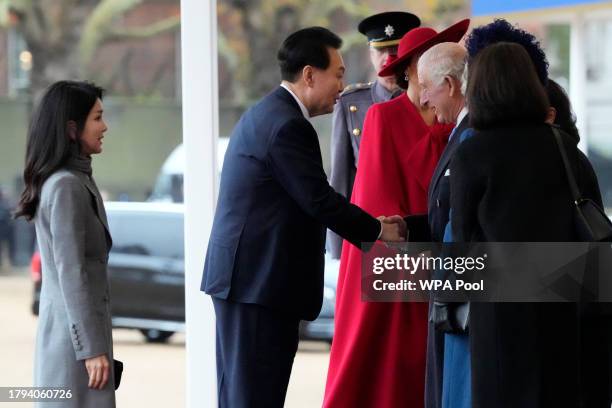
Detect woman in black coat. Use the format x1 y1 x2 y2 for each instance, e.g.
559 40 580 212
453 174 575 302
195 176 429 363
450 42 610 407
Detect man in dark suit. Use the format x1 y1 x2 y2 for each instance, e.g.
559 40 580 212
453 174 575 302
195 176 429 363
418 42 471 408
202 27 405 408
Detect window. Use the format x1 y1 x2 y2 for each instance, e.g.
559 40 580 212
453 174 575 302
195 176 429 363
108 211 184 259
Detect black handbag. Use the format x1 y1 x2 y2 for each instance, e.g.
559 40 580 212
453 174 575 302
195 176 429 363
430 245 470 334
430 301 469 334
551 125 612 242
114 359 123 390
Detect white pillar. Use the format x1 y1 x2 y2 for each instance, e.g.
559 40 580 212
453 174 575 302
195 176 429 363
570 13 588 153
181 0 219 407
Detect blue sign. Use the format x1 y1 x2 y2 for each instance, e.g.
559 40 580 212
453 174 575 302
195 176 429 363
473 0 611 16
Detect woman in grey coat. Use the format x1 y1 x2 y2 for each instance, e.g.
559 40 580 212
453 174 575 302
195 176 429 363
16 81 115 407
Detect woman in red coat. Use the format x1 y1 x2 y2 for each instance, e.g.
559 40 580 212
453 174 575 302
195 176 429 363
324 19 469 408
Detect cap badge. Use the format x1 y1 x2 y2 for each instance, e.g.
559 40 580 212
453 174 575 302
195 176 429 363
384 25 395 37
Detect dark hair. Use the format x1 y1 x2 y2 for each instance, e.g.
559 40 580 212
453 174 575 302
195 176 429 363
277 26 342 82
392 52 422 90
393 60 410 90
467 42 549 130
466 19 549 85
15 80 104 220
546 79 580 143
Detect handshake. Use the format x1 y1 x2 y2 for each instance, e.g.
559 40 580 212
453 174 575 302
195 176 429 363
377 215 408 242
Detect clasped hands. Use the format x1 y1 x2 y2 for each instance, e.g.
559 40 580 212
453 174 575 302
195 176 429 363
377 215 408 242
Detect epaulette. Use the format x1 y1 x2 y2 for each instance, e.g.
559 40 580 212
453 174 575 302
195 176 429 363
341 81 373 97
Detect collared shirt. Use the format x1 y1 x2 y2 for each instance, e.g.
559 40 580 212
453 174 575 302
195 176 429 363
280 82 310 119
449 106 468 142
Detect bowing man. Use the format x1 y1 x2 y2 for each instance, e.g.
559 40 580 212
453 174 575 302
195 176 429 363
202 27 406 408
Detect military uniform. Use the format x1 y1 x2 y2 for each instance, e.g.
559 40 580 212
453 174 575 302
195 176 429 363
327 82 402 258
326 11 420 259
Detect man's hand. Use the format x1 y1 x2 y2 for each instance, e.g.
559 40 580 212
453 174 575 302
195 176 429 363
377 215 407 242
382 215 408 239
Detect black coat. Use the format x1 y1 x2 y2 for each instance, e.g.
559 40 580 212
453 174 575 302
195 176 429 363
404 115 471 243
450 122 610 407
404 114 471 408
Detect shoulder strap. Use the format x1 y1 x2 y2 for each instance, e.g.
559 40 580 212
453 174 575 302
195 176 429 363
551 125 582 204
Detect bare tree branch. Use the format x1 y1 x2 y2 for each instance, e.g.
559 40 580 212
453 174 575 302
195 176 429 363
301 0 371 26
45 0 79 48
78 0 179 68
78 0 144 66
106 15 179 41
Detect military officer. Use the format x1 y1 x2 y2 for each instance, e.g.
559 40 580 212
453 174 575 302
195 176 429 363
327 11 421 259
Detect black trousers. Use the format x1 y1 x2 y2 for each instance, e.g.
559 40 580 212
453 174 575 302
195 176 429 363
212 298 300 408
424 305 445 408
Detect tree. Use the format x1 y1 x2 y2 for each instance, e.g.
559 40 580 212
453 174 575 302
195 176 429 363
0 0 180 101
217 0 374 104
217 0 469 106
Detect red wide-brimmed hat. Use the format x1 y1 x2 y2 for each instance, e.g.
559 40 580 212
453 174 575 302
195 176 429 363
378 18 470 77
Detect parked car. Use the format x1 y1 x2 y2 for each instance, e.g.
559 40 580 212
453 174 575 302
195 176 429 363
148 139 229 203
147 144 185 203
32 201 185 342
32 201 337 343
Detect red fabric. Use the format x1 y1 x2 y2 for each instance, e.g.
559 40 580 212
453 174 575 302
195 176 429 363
324 93 453 408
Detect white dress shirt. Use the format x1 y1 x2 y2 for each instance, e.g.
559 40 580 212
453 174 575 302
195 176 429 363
450 106 468 142
280 82 310 119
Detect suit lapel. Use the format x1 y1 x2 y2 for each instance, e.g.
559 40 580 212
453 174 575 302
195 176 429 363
76 172 113 249
428 115 470 203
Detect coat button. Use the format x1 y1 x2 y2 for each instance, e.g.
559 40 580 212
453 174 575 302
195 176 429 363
349 105 358 113
436 199 441 208
353 128 361 136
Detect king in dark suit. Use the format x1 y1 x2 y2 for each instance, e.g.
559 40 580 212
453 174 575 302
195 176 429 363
201 27 405 408
399 41 471 408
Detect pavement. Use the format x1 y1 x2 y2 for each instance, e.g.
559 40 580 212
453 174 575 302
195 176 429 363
0 268 329 407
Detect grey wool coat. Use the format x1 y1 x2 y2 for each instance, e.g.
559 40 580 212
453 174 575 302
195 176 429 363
33 164 115 408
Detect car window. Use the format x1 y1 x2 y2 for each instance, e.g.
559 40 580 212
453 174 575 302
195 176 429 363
108 211 184 259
